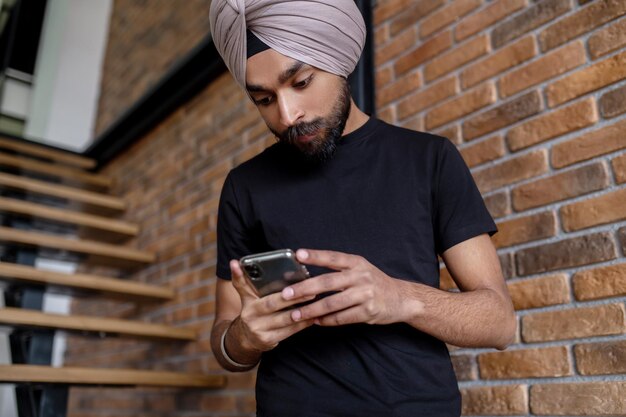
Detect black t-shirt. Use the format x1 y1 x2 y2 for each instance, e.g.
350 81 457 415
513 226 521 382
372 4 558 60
216 118 497 416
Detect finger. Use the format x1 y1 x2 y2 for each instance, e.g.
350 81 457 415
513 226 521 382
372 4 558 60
230 259 258 299
296 249 361 271
283 271 353 300
254 291 316 315
291 289 363 322
316 306 365 327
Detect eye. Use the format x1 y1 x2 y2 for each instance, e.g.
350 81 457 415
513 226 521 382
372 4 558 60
294 75 313 89
254 96 274 106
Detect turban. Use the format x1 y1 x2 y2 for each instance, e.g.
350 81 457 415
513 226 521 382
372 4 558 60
209 0 366 90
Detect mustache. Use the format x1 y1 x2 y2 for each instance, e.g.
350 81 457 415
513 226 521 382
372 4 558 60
281 118 325 143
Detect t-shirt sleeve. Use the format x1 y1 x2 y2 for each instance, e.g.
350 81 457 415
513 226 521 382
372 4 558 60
216 172 256 280
433 138 497 254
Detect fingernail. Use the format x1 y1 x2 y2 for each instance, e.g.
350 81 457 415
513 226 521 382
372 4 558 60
282 287 294 299
314 319 321 325
297 249 309 260
291 310 302 321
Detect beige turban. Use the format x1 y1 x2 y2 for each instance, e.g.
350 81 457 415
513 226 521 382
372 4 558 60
209 0 366 90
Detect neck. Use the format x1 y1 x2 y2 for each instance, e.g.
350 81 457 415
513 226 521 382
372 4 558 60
342 100 370 136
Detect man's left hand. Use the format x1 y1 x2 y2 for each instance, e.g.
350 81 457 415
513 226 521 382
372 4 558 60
282 249 417 326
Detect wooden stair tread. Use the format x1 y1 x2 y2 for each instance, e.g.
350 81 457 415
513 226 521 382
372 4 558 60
0 196 138 241
0 137 96 170
0 152 111 189
0 307 194 340
0 226 154 268
0 262 172 301
0 364 226 388
0 172 125 214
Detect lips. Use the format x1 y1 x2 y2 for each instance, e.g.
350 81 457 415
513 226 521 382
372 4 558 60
297 131 318 143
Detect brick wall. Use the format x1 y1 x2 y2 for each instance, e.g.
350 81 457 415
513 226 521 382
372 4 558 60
94 0 212 136
374 0 626 415
66 0 626 416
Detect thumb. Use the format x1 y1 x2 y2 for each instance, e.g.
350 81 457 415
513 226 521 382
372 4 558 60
230 259 258 300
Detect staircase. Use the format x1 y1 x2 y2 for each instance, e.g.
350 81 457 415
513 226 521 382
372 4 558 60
0 136 225 417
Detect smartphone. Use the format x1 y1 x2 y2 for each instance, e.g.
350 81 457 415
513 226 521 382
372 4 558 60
240 249 310 297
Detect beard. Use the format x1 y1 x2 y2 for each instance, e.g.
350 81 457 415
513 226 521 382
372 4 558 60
270 79 351 166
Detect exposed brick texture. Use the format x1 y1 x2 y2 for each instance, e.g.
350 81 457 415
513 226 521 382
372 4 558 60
572 263 626 301
460 135 505 168
506 97 597 151
71 1 626 415
530 382 626 415
546 49 626 107
560 188 626 231
508 273 570 310
613 153 626 184
492 211 556 249
478 346 571 379
491 0 571 49
522 303 625 342
498 41 586 99
461 35 537 89
538 0 626 51
574 340 626 376
461 385 528 415
551 118 626 168
511 162 609 212
473 149 548 194
516 232 616 276
463 90 542 140
599 84 626 119
455 0 527 42
588 16 626 59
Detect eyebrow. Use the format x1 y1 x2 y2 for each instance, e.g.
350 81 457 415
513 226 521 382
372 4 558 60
246 61 307 93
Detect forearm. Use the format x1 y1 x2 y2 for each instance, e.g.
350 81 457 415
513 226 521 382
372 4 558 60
211 318 262 372
399 280 516 350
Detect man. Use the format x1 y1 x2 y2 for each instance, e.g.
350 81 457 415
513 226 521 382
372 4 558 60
209 1 516 416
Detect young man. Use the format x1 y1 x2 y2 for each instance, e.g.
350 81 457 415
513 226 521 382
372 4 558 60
209 1 516 416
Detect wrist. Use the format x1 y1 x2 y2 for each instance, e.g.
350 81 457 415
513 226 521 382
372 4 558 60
221 322 257 369
223 318 261 367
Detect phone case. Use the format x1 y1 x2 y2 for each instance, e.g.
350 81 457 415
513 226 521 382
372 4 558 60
240 249 310 296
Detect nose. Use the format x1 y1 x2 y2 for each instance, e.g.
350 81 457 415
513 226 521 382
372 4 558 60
277 93 304 127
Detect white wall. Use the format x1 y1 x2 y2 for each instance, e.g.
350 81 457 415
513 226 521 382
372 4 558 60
25 0 112 151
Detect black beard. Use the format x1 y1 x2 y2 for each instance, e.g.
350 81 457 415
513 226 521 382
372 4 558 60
271 80 351 166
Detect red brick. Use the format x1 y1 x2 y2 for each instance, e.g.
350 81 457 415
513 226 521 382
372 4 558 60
433 124 462 145
461 385 528 415
478 346 571 379
375 26 418 65
424 34 490 82
508 274 570 310
376 70 422 107
463 90 542 141
500 252 515 279
394 30 453 76
522 303 625 342
419 0 482 38
499 41 586 98
375 66 393 89
539 0 626 51
551 118 626 168
574 340 626 376
530 382 626 415
546 49 626 107
612 153 626 184
491 0 571 49
473 149 548 194
450 354 476 381
389 0 446 36
484 191 510 219
373 0 413 25
425 82 496 129
515 232 616 276
460 135 505 168
378 106 395 124
507 97 597 151
560 188 626 232
461 35 537 89
599 83 626 119
512 162 609 212
456 0 527 41
588 16 626 59
399 115 423 132
492 211 556 249
374 24 390 48
573 263 626 301
397 76 458 120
